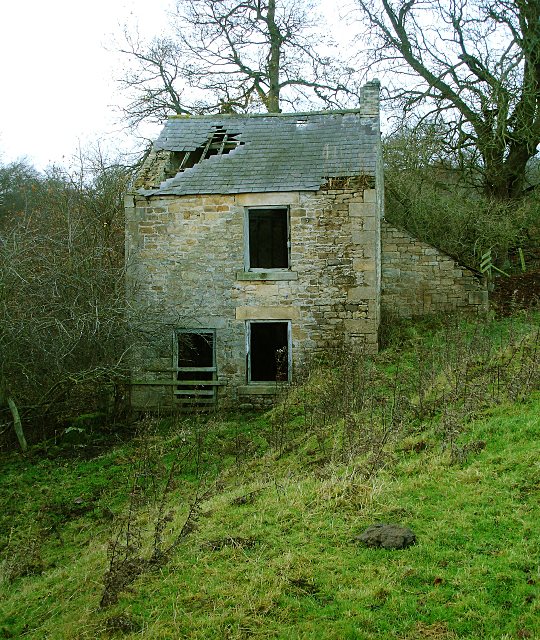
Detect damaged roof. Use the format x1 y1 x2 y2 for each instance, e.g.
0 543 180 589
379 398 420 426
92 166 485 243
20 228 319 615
141 84 380 196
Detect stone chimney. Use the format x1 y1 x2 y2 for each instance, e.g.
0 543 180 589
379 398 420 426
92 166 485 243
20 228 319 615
359 79 381 117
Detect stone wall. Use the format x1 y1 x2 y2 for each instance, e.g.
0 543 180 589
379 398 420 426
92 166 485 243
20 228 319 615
381 221 488 317
134 149 170 191
126 183 380 409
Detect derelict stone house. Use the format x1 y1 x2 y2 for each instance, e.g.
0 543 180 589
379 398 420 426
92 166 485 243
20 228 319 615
125 80 487 410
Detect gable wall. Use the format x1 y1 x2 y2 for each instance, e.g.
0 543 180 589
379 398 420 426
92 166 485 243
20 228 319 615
381 222 488 317
126 184 380 409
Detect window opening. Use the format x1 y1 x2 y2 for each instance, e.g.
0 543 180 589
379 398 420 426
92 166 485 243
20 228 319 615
164 126 243 178
174 330 217 405
246 208 289 269
248 321 290 383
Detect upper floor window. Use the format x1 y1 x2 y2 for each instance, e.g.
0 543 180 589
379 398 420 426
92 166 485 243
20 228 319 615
245 207 289 270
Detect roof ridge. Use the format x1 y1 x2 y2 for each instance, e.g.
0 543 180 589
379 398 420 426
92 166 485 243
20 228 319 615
165 79 380 121
167 108 373 121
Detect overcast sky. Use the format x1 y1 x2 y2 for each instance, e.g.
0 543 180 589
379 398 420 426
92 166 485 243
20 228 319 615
0 0 174 169
0 0 355 171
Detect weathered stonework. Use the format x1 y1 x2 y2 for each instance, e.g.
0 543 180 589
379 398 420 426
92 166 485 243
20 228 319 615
381 221 488 317
125 83 488 411
134 149 171 191
126 184 381 410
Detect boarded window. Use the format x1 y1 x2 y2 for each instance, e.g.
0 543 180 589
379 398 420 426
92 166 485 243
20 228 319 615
247 208 289 269
174 330 217 405
248 321 290 382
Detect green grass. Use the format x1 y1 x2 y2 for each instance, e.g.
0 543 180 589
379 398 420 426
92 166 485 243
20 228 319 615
1 313 539 639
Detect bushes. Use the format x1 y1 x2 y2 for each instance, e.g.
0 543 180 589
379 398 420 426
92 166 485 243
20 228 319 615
383 130 539 271
0 153 131 447
296 312 540 470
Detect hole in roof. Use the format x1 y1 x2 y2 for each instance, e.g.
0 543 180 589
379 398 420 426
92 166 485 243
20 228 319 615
296 119 308 127
164 126 244 178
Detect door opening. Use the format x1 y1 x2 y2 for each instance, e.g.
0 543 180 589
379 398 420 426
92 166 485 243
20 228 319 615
248 321 290 382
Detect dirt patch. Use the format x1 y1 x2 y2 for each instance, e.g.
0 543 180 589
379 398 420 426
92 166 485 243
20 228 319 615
407 622 457 639
490 270 540 314
231 489 261 506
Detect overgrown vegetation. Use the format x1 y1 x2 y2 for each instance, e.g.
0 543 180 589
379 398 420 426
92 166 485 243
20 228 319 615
1 310 539 638
0 153 130 448
384 128 540 272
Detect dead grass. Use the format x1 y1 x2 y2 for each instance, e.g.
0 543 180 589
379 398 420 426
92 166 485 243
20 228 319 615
1 312 539 639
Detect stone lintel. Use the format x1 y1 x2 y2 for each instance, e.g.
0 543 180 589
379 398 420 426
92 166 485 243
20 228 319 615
235 306 300 320
179 317 228 329
235 192 299 206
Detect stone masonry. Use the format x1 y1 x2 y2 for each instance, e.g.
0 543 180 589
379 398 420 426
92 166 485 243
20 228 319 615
126 182 381 409
125 80 487 411
381 221 488 317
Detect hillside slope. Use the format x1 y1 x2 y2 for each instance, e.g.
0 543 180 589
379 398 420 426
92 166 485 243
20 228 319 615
1 313 539 639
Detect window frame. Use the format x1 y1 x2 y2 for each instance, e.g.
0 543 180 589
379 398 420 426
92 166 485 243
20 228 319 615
172 329 217 404
243 206 291 272
246 320 292 384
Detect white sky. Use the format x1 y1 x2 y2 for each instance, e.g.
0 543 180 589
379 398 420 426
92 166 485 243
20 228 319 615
0 0 173 169
0 0 355 171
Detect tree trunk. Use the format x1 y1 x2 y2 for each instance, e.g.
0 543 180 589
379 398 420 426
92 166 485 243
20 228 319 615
7 396 27 452
483 149 531 200
265 0 282 113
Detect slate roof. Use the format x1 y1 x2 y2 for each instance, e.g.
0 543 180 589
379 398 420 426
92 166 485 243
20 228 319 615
142 100 380 196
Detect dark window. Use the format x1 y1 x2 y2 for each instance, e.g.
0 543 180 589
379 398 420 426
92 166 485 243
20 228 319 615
249 322 289 382
248 208 289 269
175 331 217 404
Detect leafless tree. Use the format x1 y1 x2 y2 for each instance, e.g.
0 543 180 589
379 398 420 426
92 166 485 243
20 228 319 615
0 159 41 225
0 150 131 449
355 0 540 199
118 0 360 125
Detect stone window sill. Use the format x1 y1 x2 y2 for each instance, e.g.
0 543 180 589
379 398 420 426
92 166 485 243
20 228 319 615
238 384 286 395
236 271 298 281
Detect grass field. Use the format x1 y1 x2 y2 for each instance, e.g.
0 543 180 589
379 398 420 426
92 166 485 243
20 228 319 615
1 312 539 639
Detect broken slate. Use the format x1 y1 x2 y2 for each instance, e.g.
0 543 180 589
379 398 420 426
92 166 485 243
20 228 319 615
356 523 416 550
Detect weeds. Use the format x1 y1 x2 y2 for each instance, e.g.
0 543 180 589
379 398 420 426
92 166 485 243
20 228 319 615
97 313 539 578
100 416 218 607
1 312 539 639
285 313 540 471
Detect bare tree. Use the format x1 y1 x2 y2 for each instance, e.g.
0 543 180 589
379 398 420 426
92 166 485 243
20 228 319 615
0 159 41 225
0 151 131 449
118 0 359 125
355 0 540 199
